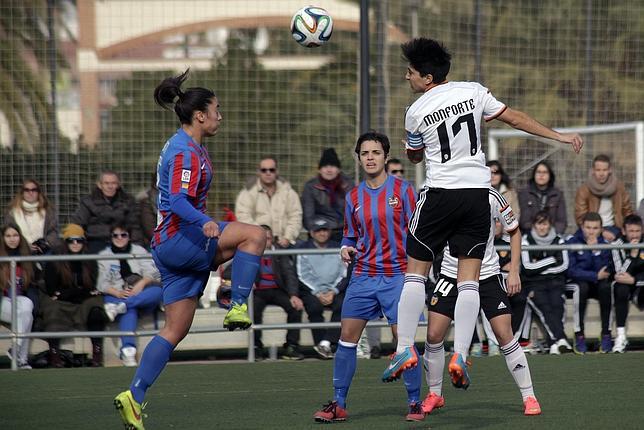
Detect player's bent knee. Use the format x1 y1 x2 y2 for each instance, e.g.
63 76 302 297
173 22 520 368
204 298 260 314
427 330 446 344
246 224 267 248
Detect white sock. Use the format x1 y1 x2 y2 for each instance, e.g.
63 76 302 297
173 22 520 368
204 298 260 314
423 341 445 396
453 281 480 359
501 340 534 400
396 274 427 353
617 327 626 337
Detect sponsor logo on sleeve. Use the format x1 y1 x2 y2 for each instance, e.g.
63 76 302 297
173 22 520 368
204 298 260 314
181 169 191 189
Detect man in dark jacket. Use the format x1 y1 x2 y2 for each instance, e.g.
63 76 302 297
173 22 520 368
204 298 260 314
566 212 613 354
252 225 303 360
610 214 644 352
71 170 143 253
301 148 353 242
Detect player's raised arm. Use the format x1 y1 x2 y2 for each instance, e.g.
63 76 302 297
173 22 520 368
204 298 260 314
496 107 583 154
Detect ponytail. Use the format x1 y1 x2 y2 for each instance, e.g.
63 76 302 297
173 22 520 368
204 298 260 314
153 69 215 124
154 69 189 110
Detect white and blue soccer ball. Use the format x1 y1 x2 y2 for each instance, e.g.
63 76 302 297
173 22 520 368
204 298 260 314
290 6 333 47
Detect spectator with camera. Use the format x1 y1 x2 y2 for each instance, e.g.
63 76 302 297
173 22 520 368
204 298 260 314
610 214 644 353
566 212 613 354
42 224 107 367
575 154 633 242
520 211 571 354
97 223 162 367
4 178 60 255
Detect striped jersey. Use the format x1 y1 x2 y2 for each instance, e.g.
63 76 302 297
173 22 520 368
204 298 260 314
342 175 416 276
405 81 506 189
611 237 644 276
441 188 518 279
152 128 213 246
257 255 278 290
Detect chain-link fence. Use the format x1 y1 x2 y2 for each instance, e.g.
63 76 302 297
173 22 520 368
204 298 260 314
1 0 643 223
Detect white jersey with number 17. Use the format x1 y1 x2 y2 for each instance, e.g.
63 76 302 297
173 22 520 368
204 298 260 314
405 81 506 189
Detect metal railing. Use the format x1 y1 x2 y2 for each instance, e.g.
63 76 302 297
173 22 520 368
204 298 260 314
1 242 643 370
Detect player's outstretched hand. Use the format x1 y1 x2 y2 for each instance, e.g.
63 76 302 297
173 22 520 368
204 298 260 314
559 132 583 154
340 246 357 264
202 220 220 238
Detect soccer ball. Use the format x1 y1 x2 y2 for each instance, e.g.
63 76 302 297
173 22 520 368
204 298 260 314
290 6 333 47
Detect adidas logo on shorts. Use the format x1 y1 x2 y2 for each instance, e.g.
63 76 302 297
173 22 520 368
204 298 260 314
497 302 507 310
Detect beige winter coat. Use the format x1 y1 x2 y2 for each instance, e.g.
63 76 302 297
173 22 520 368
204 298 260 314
235 179 303 243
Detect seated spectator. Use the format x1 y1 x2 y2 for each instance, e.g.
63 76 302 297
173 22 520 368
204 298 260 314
252 225 303 360
5 178 60 255
386 158 405 179
520 211 571 354
518 161 567 234
97 223 163 367
575 154 633 242
71 170 143 253
235 157 303 247
488 160 520 221
42 224 107 368
610 214 644 353
295 217 347 359
566 212 613 354
302 148 353 242
137 172 158 249
0 223 35 369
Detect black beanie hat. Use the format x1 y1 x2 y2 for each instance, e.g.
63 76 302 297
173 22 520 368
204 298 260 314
319 148 341 169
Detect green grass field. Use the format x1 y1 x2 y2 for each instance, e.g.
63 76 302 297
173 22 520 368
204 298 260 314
3 353 643 429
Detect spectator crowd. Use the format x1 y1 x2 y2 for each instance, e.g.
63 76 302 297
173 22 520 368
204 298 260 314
1 152 643 369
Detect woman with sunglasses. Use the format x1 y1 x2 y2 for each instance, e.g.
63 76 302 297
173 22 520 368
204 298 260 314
0 223 36 369
97 223 162 367
41 223 107 367
5 178 60 255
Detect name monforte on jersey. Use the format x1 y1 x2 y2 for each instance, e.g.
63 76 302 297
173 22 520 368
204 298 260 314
422 98 476 126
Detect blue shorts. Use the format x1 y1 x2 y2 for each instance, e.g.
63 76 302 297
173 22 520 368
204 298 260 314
152 222 228 305
341 274 404 324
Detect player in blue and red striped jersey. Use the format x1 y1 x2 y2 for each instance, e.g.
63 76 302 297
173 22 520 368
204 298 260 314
313 131 424 423
114 69 265 430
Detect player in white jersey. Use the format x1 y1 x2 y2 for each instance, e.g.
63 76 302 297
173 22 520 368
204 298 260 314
386 37 583 388
421 188 541 416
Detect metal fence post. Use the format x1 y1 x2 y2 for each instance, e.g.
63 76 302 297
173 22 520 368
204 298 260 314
9 260 18 371
247 293 255 362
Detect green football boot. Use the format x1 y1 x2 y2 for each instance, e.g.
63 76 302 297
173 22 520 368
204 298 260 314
223 302 252 331
114 390 146 430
